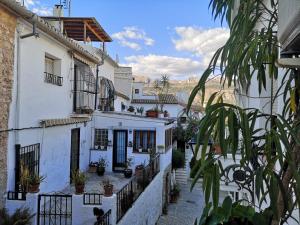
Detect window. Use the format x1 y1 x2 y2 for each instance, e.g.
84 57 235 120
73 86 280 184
73 60 96 113
44 56 63 86
165 129 172 150
135 89 139 94
133 130 156 152
94 129 108 149
98 77 115 111
179 117 187 124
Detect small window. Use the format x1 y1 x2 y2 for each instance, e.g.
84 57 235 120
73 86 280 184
135 89 139 94
133 130 156 152
45 57 54 74
44 55 63 86
94 129 108 149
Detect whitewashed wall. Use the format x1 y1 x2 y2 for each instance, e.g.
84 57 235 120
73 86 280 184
90 112 173 172
117 172 163 225
6 21 93 193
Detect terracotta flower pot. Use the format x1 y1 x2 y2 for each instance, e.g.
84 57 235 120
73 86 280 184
104 184 113 197
146 110 158 118
88 166 97 173
28 183 40 193
75 184 85 195
212 144 222 154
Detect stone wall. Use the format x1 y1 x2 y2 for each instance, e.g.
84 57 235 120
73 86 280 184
0 6 17 207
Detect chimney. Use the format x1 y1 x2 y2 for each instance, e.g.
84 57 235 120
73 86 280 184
53 5 64 17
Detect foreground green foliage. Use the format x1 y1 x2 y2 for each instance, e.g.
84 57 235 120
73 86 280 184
188 0 300 224
197 197 273 225
0 208 34 225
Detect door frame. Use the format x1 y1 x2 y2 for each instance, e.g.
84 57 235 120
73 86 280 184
113 130 128 172
70 128 80 183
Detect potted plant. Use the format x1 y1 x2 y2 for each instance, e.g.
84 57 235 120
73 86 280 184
164 110 169 117
170 184 180 203
100 145 105 150
27 174 46 193
72 170 86 195
88 161 98 173
146 108 159 118
95 145 99 150
97 157 108 176
136 107 144 116
128 141 133 147
127 106 135 113
102 179 113 197
124 158 133 178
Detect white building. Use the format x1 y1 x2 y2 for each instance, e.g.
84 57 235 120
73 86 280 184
0 1 174 225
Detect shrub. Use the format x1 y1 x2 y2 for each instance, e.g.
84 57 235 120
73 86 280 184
172 149 185 170
0 208 34 225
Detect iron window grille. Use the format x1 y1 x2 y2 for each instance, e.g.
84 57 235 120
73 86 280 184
98 77 115 111
133 130 156 153
94 129 108 149
72 60 97 114
83 193 103 205
15 144 40 192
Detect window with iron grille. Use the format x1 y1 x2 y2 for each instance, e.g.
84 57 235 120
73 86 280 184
94 129 108 149
133 130 156 152
73 60 96 114
165 128 172 150
15 144 40 192
98 77 115 111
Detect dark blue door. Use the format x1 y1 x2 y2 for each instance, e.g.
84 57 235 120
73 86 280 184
113 130 127 171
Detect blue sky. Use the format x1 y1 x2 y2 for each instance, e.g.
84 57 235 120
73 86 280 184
25 0 229 80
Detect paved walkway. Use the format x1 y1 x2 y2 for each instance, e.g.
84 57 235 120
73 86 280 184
157 182 204 225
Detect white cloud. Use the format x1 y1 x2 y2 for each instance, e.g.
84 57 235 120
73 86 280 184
173 26 229 67
112 27 154 50
123 54 202 79
20 0 52 16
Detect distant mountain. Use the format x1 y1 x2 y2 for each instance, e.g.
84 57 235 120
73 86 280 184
137 76 236 106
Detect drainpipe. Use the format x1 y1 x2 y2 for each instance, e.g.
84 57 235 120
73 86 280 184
94 66 99 110
20 16 39 39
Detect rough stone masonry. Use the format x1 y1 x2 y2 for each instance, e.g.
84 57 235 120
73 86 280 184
0 6 17 208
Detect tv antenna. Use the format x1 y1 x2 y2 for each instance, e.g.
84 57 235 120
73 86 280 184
60 0 72 16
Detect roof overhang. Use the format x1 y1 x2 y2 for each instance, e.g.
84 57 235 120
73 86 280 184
42 16 112 42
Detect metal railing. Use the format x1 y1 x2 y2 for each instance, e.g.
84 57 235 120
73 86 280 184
44 72 63 86
83 193 103 205
96 209 111 225
116 154 160 222
7 191 26 201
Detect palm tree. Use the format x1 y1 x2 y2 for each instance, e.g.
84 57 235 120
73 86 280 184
153 75 170 112
188 1 300 224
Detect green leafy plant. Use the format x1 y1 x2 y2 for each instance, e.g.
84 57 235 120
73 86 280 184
71 170 86 185
197 196 273 225
136 107 144 115
188 0 300 225
98 157 108 168
0 208 34 225
28 174 46 185
172 149 185 170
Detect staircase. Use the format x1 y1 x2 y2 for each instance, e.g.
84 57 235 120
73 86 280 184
175 168 187 184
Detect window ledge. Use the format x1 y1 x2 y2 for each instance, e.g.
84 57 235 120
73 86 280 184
132 151 149 154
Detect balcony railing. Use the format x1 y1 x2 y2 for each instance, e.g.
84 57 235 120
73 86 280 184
44 72 63 86
116 154 160 222
95 209 111 225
